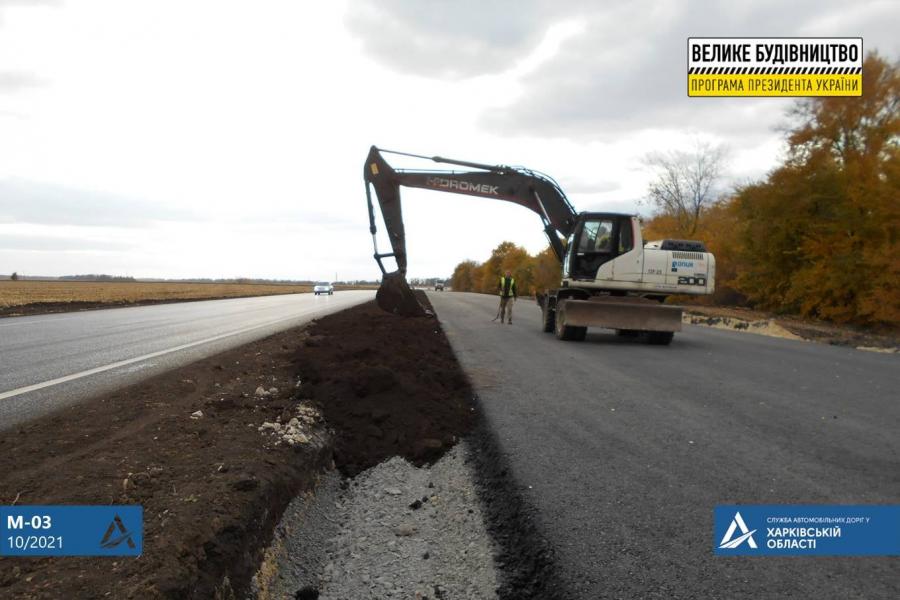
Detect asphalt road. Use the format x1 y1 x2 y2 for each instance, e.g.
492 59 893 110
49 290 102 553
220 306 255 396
0 291 373 430
428 291 899 599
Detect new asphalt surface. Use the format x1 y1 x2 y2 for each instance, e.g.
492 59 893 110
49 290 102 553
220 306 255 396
428 291 899 599
0 291 373 430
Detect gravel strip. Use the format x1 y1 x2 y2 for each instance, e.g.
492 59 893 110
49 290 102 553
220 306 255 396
259 443 499 599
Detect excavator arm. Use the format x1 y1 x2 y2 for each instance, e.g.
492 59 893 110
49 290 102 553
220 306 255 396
364 146 578 315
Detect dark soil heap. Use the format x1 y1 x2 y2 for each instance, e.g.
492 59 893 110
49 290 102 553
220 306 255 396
300 292 475 476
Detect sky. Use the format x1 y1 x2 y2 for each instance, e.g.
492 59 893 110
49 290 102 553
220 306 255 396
0 0 897 281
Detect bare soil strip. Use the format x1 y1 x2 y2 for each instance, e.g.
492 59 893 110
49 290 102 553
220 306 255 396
0 325 332 598
1 297 289 318
0 295 494 598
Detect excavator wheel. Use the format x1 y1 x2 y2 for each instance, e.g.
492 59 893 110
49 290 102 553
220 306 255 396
541 304 556 333
554 311 586 341
647 331 675 345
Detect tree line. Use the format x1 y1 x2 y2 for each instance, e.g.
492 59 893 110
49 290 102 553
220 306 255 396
451 242 560 297
452 53 898 328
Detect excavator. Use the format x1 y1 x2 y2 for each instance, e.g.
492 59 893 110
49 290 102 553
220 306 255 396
364 146 716 345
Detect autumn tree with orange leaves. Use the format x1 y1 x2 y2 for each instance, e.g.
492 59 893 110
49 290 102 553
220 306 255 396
450 241 560 297
732 53 899 325
454 54 898 327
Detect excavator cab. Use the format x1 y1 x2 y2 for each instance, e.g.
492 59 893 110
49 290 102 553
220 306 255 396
565 214 633 281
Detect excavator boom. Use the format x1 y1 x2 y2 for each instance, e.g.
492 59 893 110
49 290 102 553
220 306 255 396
364 146 577 315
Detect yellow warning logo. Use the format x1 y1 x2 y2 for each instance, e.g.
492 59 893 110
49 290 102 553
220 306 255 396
688 38 862 97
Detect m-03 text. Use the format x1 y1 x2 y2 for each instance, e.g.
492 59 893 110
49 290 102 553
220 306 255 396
7 515 52 530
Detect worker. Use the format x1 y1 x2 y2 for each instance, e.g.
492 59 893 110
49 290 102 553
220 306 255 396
498 270 517 324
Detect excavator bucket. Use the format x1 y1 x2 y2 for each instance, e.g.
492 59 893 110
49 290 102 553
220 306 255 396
376 271 428 317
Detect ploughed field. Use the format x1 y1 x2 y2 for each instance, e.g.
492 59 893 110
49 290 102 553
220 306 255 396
0 281 314 316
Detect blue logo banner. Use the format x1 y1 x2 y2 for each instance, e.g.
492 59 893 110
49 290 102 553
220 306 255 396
714 505 900 556
1 505 143 557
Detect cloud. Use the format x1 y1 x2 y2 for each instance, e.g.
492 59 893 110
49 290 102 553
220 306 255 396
234 209 356 228
0 1 62 96
0 0 61 27
559 179 620 195
0 232 131 252
0 179 199 227
487 0 900 139
347 0 900 140
0 71 43 92
479 0 800 138
0 179 354 235
345 0 565 79
0 1 62 6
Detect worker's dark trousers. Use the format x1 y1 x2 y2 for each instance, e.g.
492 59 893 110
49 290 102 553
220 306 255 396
499 296 514 323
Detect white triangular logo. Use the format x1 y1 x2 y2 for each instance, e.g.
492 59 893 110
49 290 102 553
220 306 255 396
719 511 758 549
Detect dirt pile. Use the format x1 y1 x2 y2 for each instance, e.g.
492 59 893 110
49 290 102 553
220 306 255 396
375 272 429 317
684 312 803 340
298 293 475 476
683 305 900 349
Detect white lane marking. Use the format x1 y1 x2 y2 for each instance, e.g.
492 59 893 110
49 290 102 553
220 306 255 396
0 296 368 401
0 315 87 328
122 362 155 373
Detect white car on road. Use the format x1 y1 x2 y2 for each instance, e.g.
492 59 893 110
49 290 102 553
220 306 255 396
314 282 334 295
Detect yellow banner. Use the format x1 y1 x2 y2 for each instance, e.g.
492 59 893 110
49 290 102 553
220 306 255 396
688 74 861 97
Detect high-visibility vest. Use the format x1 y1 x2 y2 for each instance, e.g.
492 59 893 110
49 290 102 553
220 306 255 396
499 276 516 297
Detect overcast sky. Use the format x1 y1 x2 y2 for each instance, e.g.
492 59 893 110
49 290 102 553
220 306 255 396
1 0 897 280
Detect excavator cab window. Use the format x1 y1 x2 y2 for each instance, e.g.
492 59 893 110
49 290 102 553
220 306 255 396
578 220 614 253
569 216 626 280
